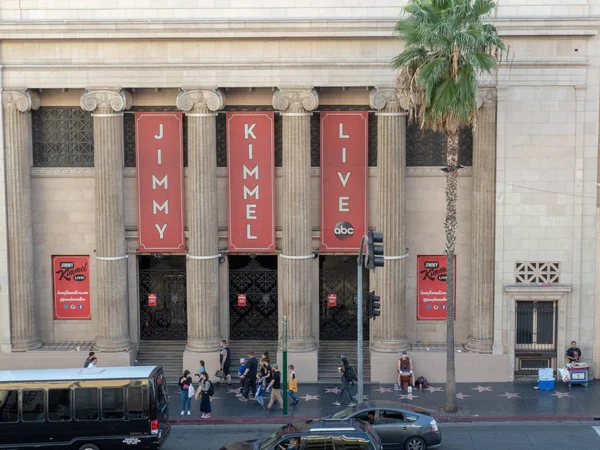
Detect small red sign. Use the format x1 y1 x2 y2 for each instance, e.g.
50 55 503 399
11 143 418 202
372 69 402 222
53 256 91 320
148 294 157 307
417 255 457 320
328 294 337 307
238 294 247 307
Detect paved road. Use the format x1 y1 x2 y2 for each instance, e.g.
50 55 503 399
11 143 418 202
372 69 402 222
163 422 600 450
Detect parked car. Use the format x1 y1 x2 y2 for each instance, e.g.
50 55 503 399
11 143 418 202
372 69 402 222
324 401 441 450
219 419 383 450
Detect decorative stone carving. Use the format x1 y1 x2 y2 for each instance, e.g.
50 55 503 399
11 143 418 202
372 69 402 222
2 90 40 112
476 88 496 110
80 89 132 114
176 89 224 114
272 88 319 113
370 87 410 112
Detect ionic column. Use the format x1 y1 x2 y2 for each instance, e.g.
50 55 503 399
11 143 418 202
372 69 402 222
370 88 410 355
273 88 318 354
466 88 497 353
3 90 41 351
176 89 224 354
81 89 132 352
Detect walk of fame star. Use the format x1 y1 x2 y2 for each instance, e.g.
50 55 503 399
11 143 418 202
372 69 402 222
301 394 320 401
227 389 240 394
471 386 492 392
552 391 571 398
500 392 520 399
325 388 341 394
424 386 444 393
456 393 469 400
375 387 394 394
398 393 418 400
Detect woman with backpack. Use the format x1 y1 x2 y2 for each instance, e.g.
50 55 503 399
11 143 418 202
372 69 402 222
332 355 356 407
196 372 213 418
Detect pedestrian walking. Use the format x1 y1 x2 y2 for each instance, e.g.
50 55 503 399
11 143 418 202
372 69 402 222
266 363 283 411
218 340 232 387
195 360 206 379
239 351 258 402
288 365 299 405
332 355 356 407
87 357 98 368
236 358 247 398
83 351 95 368
178 370 193 416
196 372 213 418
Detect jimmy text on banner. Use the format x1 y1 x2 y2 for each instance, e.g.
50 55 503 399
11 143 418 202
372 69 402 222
227 112 275 252
53 256 91 320
416 255 457 320
136 112 185 252
320 112 368 252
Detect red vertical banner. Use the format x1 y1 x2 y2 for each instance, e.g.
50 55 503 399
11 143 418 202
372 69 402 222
53 256 91 320
320 112 368 252
237 294 247 307
327 294 337 307
227 112 275 252
417 255 457 320
136 112 185 252
148 294 157 307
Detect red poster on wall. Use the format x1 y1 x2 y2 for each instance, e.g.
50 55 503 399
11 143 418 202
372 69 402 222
237 294 247 307
417 255 457 320
136 112 185 252
53 256 91 320
320 112 368 252
227 112 275 252
327 294 337 307
148 294 157 307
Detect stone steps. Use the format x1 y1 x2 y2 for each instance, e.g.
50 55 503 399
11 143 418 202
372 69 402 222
319 341 370 383
135 340 186 382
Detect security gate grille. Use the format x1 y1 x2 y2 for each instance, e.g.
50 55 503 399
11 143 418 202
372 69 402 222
319 255 369 340
516 301 557 352
139 256 187 340
229 256 278 340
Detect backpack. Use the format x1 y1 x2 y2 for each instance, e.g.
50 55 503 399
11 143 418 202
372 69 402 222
347 366 358 383
207 381 214 397
416 376 429 389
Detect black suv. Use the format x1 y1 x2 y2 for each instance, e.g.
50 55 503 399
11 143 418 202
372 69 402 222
219 419 383 450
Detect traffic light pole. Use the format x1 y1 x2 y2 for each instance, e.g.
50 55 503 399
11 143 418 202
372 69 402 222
357 234 368 404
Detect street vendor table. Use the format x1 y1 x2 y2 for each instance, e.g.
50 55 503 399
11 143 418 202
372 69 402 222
567 363 589 386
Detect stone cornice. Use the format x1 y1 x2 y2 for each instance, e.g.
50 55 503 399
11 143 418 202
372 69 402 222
32 166 472 178
0 18 597 40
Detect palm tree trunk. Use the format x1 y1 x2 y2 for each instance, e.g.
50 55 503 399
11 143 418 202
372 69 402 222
444 130 459 413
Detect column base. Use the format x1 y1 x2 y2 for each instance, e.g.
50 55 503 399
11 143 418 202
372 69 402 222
370 336 410 353
185 337 221 354
183 349 220 378
276 347 318 382
11 336 42 352
94 337 132 353
285 337 318 353
465 336 493 354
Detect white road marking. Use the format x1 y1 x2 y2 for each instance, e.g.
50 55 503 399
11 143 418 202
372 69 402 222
592 426 600 438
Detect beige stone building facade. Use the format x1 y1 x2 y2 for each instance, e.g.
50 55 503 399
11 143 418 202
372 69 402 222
0 0 599 383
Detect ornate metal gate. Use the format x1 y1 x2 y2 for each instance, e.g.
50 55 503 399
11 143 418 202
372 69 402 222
320 256 369 340
139 255 187 340
229 256 278 340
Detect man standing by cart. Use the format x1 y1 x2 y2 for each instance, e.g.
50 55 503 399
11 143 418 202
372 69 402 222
565 341 582 363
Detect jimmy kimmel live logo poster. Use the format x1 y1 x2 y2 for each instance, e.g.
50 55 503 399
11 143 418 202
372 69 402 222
227 112 275 252
417 255 456 320
53 256 91 320
320 111 368 252
135 112 185 252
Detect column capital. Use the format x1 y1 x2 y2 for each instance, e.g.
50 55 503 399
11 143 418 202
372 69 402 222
176 89 224 114
370 87 410 113
80 89 132 114
2 90 40 112
476 87 497 109
272 88 319 113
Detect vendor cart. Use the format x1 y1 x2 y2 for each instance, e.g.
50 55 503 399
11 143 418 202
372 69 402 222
567 363 589 386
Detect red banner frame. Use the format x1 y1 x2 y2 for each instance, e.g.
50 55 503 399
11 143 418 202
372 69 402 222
320 112 368 252
53 255 91 320
417 255 457 320
227 112 275 252
136 112 185 253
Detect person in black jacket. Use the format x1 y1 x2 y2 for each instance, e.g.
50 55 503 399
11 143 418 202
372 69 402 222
332 355 356 407
219 340 232 387
178 370 193 416
239 350 258 401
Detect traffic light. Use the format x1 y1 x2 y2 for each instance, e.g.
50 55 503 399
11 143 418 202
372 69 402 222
366 230 384 270
368 291 381 320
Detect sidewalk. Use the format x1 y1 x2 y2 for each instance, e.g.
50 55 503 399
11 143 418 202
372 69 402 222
167 380 600 424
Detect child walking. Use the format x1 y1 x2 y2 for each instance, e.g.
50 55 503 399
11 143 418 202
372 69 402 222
288 365 299 405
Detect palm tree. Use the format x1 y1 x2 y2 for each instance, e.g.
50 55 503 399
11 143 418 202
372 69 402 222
392 0 505 413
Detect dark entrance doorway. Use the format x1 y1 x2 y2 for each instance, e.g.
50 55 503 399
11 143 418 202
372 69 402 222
320 255 369 340
229 255 278 340
139 255 187 340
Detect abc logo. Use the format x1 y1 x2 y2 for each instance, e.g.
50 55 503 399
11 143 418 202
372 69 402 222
334 221 354 240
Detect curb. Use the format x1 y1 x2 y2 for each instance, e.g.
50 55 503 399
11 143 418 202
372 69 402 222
169 414 598 426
